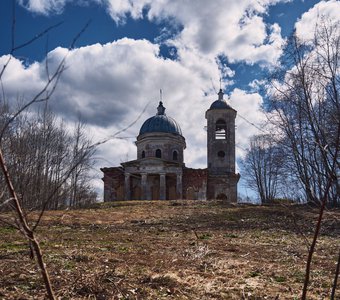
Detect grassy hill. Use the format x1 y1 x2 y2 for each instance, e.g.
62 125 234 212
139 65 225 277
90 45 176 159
0 200 339 299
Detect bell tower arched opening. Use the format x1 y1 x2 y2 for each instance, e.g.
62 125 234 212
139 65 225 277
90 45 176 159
215 119 227 140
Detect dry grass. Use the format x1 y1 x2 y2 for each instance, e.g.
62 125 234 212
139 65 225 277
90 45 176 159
0 200 339 299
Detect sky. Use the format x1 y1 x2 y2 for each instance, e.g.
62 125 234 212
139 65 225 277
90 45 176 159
0 0 339 200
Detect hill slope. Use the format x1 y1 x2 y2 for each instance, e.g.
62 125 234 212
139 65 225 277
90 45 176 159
0 200 339 299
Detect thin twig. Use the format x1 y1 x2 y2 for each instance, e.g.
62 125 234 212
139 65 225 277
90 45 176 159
12 22 63 53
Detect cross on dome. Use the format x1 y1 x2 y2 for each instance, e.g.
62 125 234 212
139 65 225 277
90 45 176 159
157 101 166 115
218 89 224 101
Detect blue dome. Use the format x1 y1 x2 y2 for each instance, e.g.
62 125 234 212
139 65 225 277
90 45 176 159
139 102 182 136
209 89 232 110
139 115 182 135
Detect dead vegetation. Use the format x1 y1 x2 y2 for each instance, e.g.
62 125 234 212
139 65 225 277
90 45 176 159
0 200 339 299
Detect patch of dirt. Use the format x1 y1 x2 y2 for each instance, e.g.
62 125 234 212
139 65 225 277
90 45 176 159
0 200 339 299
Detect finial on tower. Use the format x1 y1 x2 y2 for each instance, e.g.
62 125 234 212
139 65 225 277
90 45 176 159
157 101 166 115
218 89 224 101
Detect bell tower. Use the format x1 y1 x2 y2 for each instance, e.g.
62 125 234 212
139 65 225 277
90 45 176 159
205 89 240 202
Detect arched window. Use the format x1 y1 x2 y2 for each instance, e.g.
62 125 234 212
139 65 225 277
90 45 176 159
141 150 145 158
215 119 227 139
173 150 178 161
156 149 162 158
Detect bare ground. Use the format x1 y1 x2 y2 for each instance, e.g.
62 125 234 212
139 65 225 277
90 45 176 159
0 200 339 299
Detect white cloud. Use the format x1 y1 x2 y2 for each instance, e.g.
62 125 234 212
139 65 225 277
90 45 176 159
229 88 266 156
18 0 69 15
146 0 287 66
105 0 151 24
18 0 288 67
0 55 45 98
1 38 218 168
295 0 340 41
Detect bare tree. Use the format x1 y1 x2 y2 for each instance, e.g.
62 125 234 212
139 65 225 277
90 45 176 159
266 19 340 299
267 20 339 208
0 3 92 298
0 103 97 210
240 134 284 203
69 120 96 208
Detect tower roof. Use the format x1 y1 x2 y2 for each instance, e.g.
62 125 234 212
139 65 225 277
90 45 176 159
209 89 233 110
139 102 182 136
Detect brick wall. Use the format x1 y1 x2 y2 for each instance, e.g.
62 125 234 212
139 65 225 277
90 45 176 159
182 168 208 200
101 167 125 201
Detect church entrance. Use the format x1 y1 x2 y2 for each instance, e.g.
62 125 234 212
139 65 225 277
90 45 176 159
166 174 177 200
148 175 160 200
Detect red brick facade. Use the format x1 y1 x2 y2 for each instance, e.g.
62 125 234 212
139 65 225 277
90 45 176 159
182 168 208 200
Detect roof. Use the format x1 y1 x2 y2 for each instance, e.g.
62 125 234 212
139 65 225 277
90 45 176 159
209 89 233 110
139 101 182 136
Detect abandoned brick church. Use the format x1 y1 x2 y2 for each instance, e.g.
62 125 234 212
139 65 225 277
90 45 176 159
101 89 240 202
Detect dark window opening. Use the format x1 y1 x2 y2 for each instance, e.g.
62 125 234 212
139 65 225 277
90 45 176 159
156 149 162 158
216 193 228 200
141 150 145 158
215 119 227 139
173 150 178 161
218 151 225 158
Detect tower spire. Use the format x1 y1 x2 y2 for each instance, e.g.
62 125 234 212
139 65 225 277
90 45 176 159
157 89 166 115
157 101 166 115
218 88 224 100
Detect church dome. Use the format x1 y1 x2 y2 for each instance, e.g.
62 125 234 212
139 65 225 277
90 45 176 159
139 102 182 136
209 89 232 110
210 100 232 109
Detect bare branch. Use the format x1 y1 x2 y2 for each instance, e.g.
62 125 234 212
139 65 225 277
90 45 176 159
12 22 63 53
331 248 340 299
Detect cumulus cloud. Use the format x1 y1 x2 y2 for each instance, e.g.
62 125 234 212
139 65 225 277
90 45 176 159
0 55 45 97
295 0 340 41
229 88 266 155
46 39 163 126
18 0 288 67
0 37 220 168
145 0 287 66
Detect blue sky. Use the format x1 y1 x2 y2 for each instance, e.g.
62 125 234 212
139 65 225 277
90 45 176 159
0 0 339 199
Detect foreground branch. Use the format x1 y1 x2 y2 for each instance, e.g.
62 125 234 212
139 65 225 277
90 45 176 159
0 148 55 299
301 181 333 299
331 248 340 299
